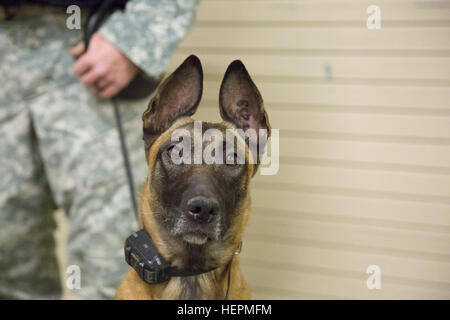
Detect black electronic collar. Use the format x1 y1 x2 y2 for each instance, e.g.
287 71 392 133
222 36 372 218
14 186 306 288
124 229 242 289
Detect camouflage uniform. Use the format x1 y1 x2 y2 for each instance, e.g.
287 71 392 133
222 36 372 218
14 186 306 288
0 0 199 299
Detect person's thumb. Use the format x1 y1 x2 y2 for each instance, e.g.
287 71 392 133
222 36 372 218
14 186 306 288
71 42 86 58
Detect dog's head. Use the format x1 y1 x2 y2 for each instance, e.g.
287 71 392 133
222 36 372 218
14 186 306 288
140 55 270 269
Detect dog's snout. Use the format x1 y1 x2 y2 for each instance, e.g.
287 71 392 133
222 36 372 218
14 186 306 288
186 196 219 223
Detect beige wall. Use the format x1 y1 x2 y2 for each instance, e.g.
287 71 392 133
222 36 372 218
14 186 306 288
166 0 450 299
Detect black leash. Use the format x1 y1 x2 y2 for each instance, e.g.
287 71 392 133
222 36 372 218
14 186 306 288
224 255 233 300
112 98 138 218
84 1 240 299
84 0 140 220
225 241 242 300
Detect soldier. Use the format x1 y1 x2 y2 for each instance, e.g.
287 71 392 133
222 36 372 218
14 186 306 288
0 0 199 299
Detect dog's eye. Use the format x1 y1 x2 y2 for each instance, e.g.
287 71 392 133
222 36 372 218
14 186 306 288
226 152 239 166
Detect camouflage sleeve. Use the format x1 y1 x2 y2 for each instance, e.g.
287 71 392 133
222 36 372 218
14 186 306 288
98 0 200 78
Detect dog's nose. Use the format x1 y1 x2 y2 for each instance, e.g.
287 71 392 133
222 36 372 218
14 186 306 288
187 196 219 223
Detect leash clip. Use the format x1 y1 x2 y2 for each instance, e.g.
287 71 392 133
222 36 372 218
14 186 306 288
234 241 243 255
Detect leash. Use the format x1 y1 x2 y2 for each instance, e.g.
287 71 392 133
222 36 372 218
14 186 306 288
225 241 242 300
224 256 233 300
84 2 241 299
112 98 138 218
84 0 143 220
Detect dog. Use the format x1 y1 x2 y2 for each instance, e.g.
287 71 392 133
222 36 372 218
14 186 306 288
115 55 271 300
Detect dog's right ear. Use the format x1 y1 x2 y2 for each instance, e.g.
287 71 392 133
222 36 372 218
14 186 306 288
142 55 203 150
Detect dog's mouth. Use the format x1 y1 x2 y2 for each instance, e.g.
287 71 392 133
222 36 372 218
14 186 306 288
169 210 222 245
182 232 209 245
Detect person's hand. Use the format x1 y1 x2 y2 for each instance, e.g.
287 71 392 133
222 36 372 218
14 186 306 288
71 33 139 99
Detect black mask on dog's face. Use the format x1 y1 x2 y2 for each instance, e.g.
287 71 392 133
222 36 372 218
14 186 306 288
142 55 270 252
151 122 250 246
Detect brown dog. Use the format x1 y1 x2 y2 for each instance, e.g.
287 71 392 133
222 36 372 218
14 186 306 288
115 55 271 300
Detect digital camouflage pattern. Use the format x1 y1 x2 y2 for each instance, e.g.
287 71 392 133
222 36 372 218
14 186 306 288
0 0 198 299
100 0 200 77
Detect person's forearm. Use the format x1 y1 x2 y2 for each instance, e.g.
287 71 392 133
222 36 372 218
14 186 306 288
99 0 200 79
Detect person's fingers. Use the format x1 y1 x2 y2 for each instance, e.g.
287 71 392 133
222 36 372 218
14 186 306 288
99 84 120 99
96 77 112 90
71 42 85 58
80 66 107 87
73 54 93 76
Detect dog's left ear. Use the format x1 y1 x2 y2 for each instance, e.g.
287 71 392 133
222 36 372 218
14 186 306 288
143 55 203 149
219 60 271 141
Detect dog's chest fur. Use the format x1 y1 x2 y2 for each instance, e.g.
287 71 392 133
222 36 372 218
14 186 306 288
169 246 222 299
163 272 221 300
179 276 212 299
180 277 202 299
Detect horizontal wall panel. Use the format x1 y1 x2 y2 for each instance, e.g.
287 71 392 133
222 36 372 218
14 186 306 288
250 189 450 227
249 286 341 300
241 264 450 299
242 239 450 285
170 54 450 81
268 112 450 139
197 1 450 23
180 28 450 51
244 215 450 257
276 137 450 169
197 107 450 139
197 81 450 110
254 164 450 198
249 288 343 300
